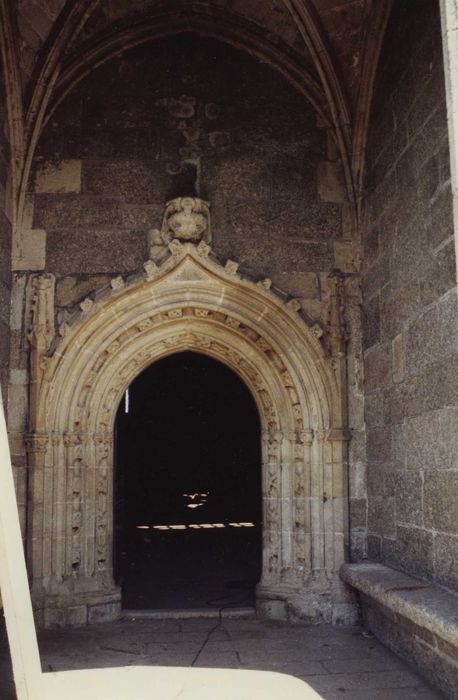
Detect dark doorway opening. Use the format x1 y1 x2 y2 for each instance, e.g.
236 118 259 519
114 351 262 610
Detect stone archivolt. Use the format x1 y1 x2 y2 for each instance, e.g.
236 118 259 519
27 240 353 627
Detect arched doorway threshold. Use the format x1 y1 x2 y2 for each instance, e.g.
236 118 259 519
114 351 262 611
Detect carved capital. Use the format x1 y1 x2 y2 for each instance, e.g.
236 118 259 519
63 432 82 448
25 433 49 454
51 433 61 447
299 429 314 446
315 429 327 444
143 260 159 280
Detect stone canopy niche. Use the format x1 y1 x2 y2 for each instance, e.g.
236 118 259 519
25 199 354 627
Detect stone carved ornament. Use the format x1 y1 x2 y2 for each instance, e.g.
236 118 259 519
148 197 211 258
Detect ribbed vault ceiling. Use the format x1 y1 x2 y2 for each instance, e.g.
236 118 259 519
2 0 392 226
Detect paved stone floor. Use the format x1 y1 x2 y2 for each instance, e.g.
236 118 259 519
0 616 445 699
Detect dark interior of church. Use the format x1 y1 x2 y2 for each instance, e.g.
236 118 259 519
114 351 262 610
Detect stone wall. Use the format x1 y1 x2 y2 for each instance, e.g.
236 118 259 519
362 0 458 588
29 36 349 315
11 36 363 603
0 67 11 403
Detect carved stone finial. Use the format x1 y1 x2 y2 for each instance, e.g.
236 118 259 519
311 323 324 339
197 240 211 257
80 297 94 314
258 278 272 290
161 197 211 244
110 276 125 291
143 260 158 281
286 298 302 312
225 259 239 275
169 239 183 256
147 197 211 261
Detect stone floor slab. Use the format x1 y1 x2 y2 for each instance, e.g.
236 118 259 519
0 619 445 699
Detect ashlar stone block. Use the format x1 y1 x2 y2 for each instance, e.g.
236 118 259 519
424 471 458 533
34 159 82 194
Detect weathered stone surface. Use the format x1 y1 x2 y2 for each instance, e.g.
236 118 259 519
368 497 395 537
34 159 82 194
405 292 458 375
424 472 458 533
362 294 380 350
56 275 113 307
0 209 12 286
391 334 405 383
0 200 11 397
362 0 458 603
46 230 147 274
393 473 423 526
32 37 341 308
403 409 458 470
349 498 367 529
34 194 125 229
420 241 457 306
81 159 169 204
333 240 360 273
366 427 391 464
317 161 346 203
364 391 385 428
384 526 434 580
380 279 422 341
214 235 333 274
341 562 458 698
12 229 46 271
364 343 392 392
0 617 441 699
434 534 458 589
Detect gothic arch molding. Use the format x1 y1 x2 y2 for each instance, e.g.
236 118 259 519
27 242 352 626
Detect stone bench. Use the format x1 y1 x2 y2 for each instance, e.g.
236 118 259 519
340 562 458 699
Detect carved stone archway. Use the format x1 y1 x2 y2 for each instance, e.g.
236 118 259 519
26 241 354 627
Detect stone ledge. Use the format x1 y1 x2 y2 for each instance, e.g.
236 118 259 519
341 562 458 698
340 562 458 648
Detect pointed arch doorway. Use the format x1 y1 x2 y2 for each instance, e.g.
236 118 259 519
28 242 354 627
114 351 262 610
